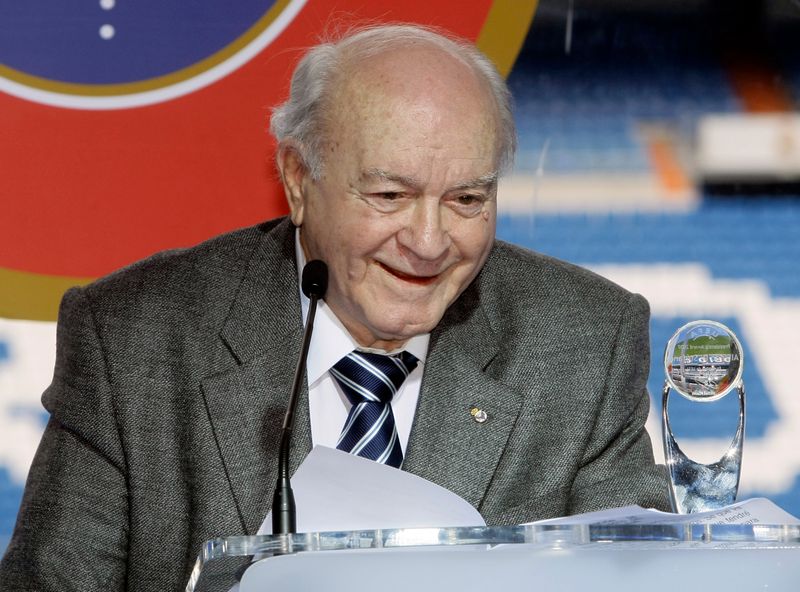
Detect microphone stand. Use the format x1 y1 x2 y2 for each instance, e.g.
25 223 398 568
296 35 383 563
271 259 328 535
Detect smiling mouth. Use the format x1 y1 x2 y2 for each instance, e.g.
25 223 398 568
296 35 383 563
379 262 439 285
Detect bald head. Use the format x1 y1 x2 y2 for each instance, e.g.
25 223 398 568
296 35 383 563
270 24 516 179
328 44 500 176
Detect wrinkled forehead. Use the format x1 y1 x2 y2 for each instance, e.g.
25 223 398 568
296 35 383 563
325 44 502 164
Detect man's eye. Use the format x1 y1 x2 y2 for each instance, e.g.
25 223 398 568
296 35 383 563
455 194 488 207
446 193 489 217
360 191 409 212
457 194 480 205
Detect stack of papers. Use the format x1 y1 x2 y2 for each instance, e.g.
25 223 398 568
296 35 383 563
257 446 484 535
257 446 798 536
531 497 799 526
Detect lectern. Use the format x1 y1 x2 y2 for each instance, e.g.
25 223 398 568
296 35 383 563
186 522 800 592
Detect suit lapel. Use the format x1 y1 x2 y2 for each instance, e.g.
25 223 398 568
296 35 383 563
403 280 525 512
201 219 313 535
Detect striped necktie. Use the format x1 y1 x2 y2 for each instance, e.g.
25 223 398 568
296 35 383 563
330 350 419 468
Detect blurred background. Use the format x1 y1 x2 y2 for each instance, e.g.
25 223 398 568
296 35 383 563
1 0 799 554
499 0 800 521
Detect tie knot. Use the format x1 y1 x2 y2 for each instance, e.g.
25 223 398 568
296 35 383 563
331 350 419 405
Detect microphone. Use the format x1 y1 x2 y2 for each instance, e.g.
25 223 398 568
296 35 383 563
271 259 328 535
301 259 328 300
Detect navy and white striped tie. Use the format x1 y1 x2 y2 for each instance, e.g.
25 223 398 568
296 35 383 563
331 350 419 468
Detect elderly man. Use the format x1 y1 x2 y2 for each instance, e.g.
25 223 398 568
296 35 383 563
0 24 669 591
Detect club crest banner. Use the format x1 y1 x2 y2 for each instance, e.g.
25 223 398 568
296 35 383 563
0 0 537 320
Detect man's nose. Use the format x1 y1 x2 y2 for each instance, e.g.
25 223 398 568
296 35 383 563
396 198 452 261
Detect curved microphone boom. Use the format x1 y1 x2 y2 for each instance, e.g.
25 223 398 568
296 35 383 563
272 259 328 535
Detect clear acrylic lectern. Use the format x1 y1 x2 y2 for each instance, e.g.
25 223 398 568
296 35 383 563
186 522 800 592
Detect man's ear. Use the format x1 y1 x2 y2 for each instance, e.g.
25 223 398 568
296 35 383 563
276 142 309 226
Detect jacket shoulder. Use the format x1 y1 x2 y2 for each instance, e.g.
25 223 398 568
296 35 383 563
78 218 287 323
486 239 641 301
477 240 648 333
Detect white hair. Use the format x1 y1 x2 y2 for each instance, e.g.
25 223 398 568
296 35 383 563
269 24 516 179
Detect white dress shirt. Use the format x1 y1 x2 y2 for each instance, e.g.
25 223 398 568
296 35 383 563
295 230 429 456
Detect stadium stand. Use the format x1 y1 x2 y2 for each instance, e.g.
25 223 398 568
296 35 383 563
508 12 740 174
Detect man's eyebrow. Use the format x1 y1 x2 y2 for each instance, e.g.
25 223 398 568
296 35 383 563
449 172 498 191
361 169 498 192
361 169 423 190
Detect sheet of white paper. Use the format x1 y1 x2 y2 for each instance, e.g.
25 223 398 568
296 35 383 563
528 505 653 526
642 497 800 525
257 446 485 535
527 497 800 526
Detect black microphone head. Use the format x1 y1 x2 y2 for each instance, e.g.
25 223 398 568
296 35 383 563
302 260 328 299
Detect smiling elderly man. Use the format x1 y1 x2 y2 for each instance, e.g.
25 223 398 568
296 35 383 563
0 24 670 592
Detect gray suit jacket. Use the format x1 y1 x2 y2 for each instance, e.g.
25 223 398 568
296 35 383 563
0 217 669 591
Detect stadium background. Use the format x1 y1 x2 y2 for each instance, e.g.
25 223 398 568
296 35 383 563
2 0 799 555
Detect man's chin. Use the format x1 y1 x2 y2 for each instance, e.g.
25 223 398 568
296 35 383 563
368 314 440 343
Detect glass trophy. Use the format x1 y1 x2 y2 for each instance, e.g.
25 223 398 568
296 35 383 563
662 320 745 514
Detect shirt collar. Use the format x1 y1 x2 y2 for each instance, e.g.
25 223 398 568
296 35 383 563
295 228 429 386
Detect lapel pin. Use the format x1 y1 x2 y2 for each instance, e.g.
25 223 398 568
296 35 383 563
469 407 488 423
